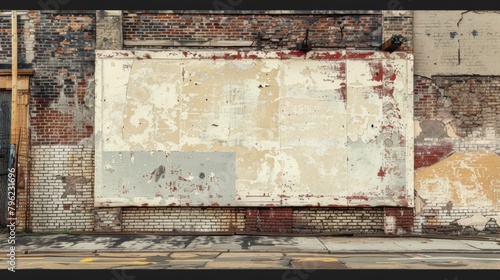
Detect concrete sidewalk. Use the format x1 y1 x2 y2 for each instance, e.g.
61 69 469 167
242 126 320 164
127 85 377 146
3 233 500 254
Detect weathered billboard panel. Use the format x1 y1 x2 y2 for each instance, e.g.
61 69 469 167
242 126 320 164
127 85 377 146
95 50 413 207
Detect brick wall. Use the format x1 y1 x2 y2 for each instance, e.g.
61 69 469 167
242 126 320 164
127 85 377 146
123 11 383 50
109 207 386 234
246 208 293 233
9 10 418 234
29 145 94 232
24 11 96 232
414 76 438 120
413 75 500 234
0 11 35 65
382 10 412 51
293 208 385 234
30 11 95 146
384 207 414 234
121 207 246 232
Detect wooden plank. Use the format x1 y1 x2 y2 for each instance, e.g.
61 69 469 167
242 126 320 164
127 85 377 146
11 10 18 144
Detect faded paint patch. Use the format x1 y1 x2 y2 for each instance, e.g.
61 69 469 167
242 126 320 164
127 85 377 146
57 175 93 198
415 120 448 140
414 11 500 76
444 123 460 138
95 50 413 207
456 214 490 231
97 151 236 207
415 151 500 208
414 121 422 138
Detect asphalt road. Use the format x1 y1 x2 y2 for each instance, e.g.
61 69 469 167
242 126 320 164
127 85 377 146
5 251 500 270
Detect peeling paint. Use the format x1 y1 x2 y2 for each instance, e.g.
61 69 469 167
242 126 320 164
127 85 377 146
414 11 500 76
457 214 490 231
95 50 413 207
415 151 500 209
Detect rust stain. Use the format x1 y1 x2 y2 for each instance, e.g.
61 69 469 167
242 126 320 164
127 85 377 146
245 54 259 59
371 62 384 82
168 203 176 206
339 84 347 102
210 52 243 60
345 52 375 59
142 203 148 206
309 52 344 60
211 202 220 206
276 50 306 60
396 201 409 207
185 203 190 206
346 196 369 200
377 167 386 177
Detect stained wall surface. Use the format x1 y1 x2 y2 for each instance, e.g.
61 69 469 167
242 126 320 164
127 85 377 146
95 50 414 208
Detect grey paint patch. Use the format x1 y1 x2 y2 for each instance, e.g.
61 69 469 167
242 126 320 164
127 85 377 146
442 201 453 215
57 175 93 198
415 120 448 140
384 139 393 147
100 151 236 206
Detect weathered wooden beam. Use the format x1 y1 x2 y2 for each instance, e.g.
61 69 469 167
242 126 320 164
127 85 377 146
11 10 18 144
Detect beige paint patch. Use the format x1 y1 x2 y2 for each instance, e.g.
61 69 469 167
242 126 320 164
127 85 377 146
414 11 500 76
456 214 490 231
444 123 460 138
415 151 500 208
95 50 413 207
346 61 383 143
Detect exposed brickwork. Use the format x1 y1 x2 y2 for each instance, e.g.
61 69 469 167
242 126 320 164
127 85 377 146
29 11 95 146
123 12 382 50
122 207 246 232
419 207 500 234
96 11 122 50
413 74 500 234
384 207 414 234
414 76 438 120
434 76 500 139
29 145 94 232
0 12 35 65
293 208 385 234
246 208 293 233
414 141 454 169
119 207 386 234
94 207 122 231
7 10 479 236
382 10 413 51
